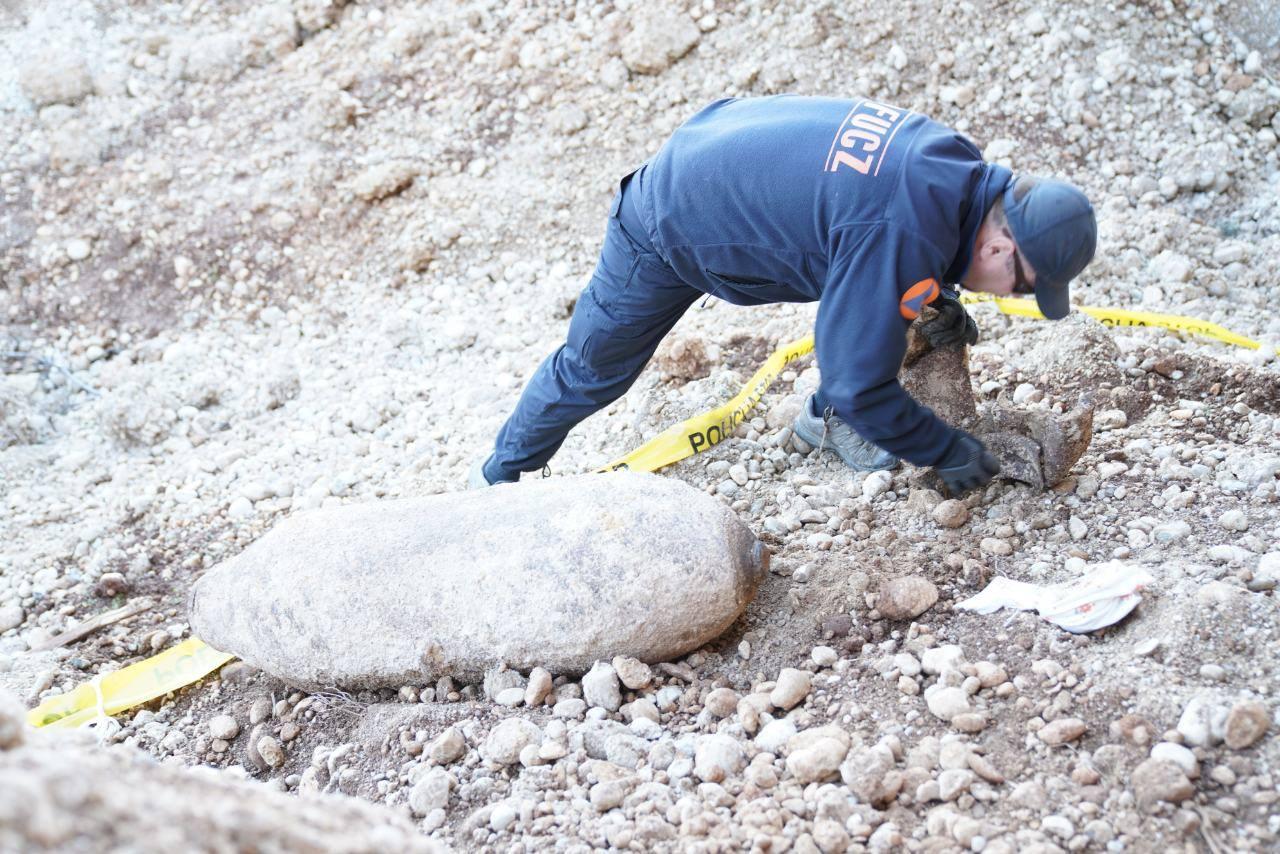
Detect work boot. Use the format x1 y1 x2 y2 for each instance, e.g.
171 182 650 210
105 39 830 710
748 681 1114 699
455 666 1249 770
467 456 518 489
792 395 899 472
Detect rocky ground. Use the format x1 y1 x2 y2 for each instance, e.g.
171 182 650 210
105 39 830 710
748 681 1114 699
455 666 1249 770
2 0 1280 851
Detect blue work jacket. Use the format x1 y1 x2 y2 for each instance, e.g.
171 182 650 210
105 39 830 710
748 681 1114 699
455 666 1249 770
631 95 1011 467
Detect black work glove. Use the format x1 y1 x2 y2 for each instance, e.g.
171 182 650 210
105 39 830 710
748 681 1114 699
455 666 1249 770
921 290 978 349
935 430 1001 494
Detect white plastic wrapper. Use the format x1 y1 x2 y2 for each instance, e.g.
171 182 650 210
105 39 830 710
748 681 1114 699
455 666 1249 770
955 561 1155 633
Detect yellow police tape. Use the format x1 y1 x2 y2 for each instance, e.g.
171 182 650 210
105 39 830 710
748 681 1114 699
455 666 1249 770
28 297 1272 728
961 294 1276 354
597 334 816 473
28 637 234 729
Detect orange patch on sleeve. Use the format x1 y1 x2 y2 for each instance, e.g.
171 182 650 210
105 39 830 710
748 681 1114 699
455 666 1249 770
899 278 941 320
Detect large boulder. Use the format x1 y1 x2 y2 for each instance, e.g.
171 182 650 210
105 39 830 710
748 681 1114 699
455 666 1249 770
189 472 769 689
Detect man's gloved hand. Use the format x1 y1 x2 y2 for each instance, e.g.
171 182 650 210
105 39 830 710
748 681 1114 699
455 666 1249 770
921 290 978 349
935 430 1001 494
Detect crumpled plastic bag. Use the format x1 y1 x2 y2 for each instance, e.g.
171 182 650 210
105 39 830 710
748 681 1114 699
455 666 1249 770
955 561 1154 633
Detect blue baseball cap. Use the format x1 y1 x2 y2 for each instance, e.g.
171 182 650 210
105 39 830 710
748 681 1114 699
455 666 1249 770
1003 177 1097 320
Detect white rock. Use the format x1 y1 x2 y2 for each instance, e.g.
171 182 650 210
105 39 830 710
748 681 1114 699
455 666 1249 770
921 645 964 675
925 686 971 721
770 668 812 710
754 718 797 754
786 736 849 784
66 239 92 261
1177 696 1227 748
19 49 94 106
408 767 452 816
488 801 517 832
694 734 743 782
1151 742 1197 776
811 645 838 667
483 719 542 765
611 656 652 691
426 727 465 765
862 470 892 499
207 715 239 741
938 768 974 801
621 7 701 74
582 662 622 712
0 605 24 633
1218 509 1248 531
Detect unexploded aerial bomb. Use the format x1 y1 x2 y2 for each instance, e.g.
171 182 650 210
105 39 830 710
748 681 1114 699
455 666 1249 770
188 472 770 690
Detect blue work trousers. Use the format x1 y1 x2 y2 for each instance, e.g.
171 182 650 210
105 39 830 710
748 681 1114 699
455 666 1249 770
489 177 701 480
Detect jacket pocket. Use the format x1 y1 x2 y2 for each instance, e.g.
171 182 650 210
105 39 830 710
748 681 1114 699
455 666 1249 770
705 270 778 288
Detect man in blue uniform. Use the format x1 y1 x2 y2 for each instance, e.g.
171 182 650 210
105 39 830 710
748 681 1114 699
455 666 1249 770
469 96 1097 494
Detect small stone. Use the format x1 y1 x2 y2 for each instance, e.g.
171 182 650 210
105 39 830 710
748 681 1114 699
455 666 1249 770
1151 742 1197 776
926 686 971 721
811 645 838 667
351 161 418 201
968 753 1005 784
1177 696 1225 747
482 667 525 701
877 576 939 620
590 779 629 812
66 238 91 261
148 630 171 653
921 645 965 675
427 727 465 765
1038 718 1087 746
1041 815 1074 840
980 537 1013 556
256 736 284 768
489 802 518 832
694 734 744 782
1072 765 1101 785
524 667 553 707
754 718 797 754
538 741 568 762
938 768 974 801
582 661 622 712
1131 758 1194 809
94 573 129 598
862 470 892 499
409 768 452 816
482 719 542 765
19 49 94 106
840 745 901 807
553 698 587 719
0 604 26 633
704 687 739 718
951 713 986 733
611 656 653 691
249 697 272 725
227 496 254 519
932 499 969 528
1218 510 1248 532
207 715 240 741
770 668 812 710
495 687 525 707
621 7 702 74
1223 700 1269 749
786 737 849 784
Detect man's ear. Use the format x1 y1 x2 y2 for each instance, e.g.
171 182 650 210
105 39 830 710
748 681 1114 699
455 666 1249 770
980 231 1013 261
